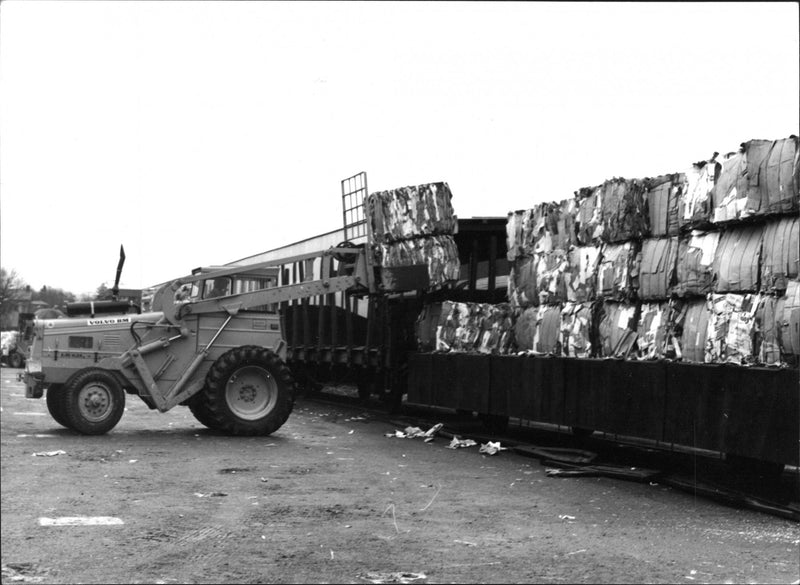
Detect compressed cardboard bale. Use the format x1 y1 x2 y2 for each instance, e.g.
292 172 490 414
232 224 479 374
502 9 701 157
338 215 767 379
760 215 799 294
712 224 763 293
513 304 561 354
597 301 639 358
545 198 579 251
755 291 800 367
711 149 750 224
435 300 460 352
706 293 762 365
565 245 601 302
638 237 679 301
575 186 604 245
560 301 593 358
532 304 562 354
507 255 539 309
597 241 640 301
673 230 720 297
435 301 477 352
780 280 800 358
476 303 514 355
645 173 682 237
505 204 550 261
743 136 800 217
679 157 719 230
676 297 711 363
367 182 457 244
378 234 460 289
636 302 671 360
415 303 443 352
535 250 569 305
600 178 649 243
513 307 538 351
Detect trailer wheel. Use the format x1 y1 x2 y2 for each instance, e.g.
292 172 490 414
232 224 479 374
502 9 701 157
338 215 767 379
186 390 223 431
204 346 295 436
61 369 126 435
45 385 70 428
8 351 24 369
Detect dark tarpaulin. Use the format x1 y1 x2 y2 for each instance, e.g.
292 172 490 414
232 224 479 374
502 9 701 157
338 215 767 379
712 224 763 293
638 237 679 301
760 215 799 294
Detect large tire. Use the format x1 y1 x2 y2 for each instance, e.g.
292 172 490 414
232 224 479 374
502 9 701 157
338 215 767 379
203 346 294 436
8 351 24 369
186 389 224 431
61 368 125 435
45 385 70 428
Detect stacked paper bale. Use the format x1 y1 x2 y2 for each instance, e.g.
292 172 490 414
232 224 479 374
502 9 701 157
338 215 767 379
414 300 514 355
577 178 647 358
366 182 460 289
506 199 580 354
703 136 800 366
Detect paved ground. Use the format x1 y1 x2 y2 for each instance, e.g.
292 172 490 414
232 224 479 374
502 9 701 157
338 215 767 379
1 366 799 584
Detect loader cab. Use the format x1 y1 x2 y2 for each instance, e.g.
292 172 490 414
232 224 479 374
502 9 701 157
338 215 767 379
189 266 280 313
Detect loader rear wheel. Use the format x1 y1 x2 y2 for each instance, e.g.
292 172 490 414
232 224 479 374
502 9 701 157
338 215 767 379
204 346 294 436
61 369 125 435
45 385 69 428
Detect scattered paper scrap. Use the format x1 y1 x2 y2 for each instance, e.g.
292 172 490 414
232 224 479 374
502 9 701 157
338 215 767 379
193 492 228 498
446 437 477 449
385 423 443 442
359 571 427 584
2 563 45 583
479 441 507 455
32 450 66 457
558 514 576 521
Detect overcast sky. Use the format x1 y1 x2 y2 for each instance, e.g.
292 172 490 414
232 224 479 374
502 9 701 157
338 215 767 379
1 1 798 297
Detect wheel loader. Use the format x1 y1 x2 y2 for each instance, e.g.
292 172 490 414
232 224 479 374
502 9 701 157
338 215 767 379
20 237 426 436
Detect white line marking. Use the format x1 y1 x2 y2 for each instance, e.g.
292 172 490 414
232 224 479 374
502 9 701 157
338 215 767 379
39 516 124 526
13 412 47 416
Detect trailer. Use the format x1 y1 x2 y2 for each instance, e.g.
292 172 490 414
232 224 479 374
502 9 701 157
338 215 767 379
227 171 798 475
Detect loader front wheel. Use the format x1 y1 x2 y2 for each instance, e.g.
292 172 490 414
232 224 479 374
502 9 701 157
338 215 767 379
45 385 69 428
204 346 294 436
187 390 224 431
61 369 125 435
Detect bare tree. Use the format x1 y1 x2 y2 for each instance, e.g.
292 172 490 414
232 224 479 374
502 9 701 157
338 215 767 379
0 268 28 329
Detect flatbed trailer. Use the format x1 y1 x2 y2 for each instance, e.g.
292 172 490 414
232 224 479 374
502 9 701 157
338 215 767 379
230 173 798 472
